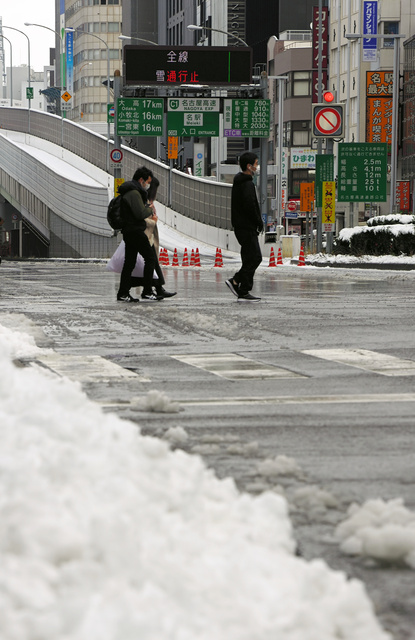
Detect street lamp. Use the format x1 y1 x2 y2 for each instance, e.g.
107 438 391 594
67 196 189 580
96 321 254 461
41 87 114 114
187 24 248 47
65 27 111 145
1 34 13 106
3 26 31 113
269 75 289 227
24 23 64 99
119 34 158 46
345 32 406 214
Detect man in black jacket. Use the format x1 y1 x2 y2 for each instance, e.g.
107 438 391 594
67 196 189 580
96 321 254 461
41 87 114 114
225 152 263 302
117 166 161 302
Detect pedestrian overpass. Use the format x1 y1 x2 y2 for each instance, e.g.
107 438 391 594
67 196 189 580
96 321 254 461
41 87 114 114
0 107 234 259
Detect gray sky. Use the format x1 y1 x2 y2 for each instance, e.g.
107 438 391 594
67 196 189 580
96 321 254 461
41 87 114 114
1 0 55 71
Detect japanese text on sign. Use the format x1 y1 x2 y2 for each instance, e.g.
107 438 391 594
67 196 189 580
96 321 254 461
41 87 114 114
124 46 252 86
167 98 220 137
223 99 270 138
396 181 411 212
338 143 387 202
322 181 336 231
290 148 316 169
366 71 394 144
116 98 164 136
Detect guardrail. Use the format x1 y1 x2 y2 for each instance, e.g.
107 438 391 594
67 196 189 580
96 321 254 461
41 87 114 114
0 107 232 231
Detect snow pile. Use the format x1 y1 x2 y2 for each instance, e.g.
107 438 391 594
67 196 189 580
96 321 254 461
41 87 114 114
291 486 339 513
258 454 304 479
335 498 415 568
0 323 392 639
163 425 189 444
131 389 180 413
339 223 415 244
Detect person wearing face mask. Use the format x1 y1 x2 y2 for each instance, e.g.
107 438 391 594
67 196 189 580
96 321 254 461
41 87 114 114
116 166 162 302
225 152 263 302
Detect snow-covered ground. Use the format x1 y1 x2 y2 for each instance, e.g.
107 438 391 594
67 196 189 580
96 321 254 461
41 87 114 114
0 318 395 640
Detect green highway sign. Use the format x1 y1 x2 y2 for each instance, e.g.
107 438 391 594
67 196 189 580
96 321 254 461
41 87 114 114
338 143 388 202
167 98 220 137
116 98 164 136
223 99 271 138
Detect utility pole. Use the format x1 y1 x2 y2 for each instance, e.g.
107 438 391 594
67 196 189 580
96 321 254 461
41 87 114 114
259 71 269 228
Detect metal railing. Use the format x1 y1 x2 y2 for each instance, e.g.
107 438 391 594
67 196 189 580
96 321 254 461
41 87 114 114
0 107 232 230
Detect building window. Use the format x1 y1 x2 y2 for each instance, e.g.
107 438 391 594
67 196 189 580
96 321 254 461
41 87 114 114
285 71 312 98
108 22 119 32
290 170 311 197
283 121 311 147
383 22 399 49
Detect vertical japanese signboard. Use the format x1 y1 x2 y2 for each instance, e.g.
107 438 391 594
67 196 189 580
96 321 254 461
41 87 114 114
322 181 336 231
300 182 315 212
194 143 205 177
281 148 289 213
312 5 329 103
363 1 378 62
66 30 74 98
316 154 334 207
168 136 178 159
338 143 388 202
366 71 393 145
396 181 411 212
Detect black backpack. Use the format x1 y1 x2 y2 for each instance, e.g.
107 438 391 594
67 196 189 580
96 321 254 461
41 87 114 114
107 194 124 231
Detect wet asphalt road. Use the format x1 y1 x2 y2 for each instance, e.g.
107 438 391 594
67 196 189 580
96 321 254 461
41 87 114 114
1 258 415 640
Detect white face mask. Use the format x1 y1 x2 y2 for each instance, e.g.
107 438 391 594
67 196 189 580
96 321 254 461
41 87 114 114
144 183 151 191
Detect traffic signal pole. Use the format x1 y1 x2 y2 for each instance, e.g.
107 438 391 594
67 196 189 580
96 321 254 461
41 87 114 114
113 70 122 187
316 0 323 253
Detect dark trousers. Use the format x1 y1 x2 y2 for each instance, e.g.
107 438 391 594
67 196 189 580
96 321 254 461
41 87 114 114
130 246 165 289
233 228 262 295
118 230 156 297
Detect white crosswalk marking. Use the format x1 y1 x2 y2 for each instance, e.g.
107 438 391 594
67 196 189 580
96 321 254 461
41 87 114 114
179 393 415 407
171 353 305 380
302 348 415 376
35 353 150 383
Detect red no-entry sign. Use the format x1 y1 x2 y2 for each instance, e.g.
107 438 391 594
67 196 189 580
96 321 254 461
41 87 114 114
312 104 344 138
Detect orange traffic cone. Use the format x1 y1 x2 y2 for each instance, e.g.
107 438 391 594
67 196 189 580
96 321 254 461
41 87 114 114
277 247 283 265
298 246 305 266
268 247 276 267
163 248 170 266
182 248 189 266
172 248 179 266
214 247 223 267
190 248 195 266
194 248 201 267
159 248 166 265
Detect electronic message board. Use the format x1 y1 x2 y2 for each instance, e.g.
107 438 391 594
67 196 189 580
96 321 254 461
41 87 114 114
123 45 252 86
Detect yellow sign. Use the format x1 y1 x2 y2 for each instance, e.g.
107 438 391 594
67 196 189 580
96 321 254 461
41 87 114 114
168 136 178 159
114 178 124 198
61 91 72 102
300 182 315 212
322 181 335 230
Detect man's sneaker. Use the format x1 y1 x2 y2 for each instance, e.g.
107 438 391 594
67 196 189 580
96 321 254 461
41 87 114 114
141 293 163 302
117 293 140 303
156 288 177 298
225 279 239 297
237 293 261 302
